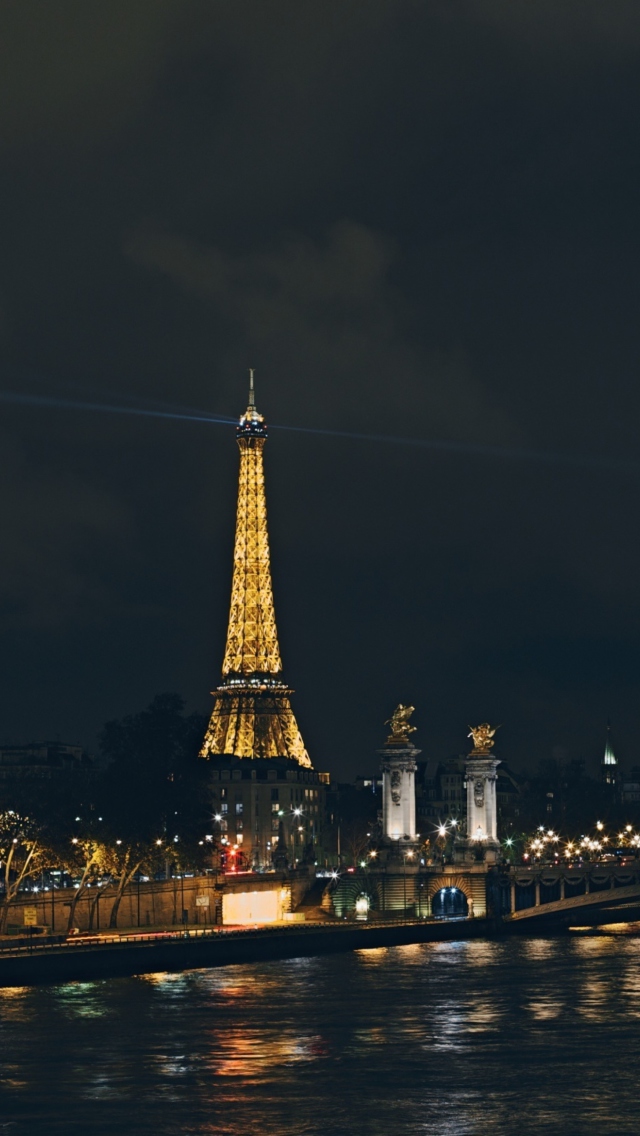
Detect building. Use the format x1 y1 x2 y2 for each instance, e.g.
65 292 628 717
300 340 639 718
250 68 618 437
200 375 327 869
417 753 523 838
622 768 640 806
0 742 92 781
323 778 382 866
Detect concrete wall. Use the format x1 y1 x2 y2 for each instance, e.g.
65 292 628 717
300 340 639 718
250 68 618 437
4 868 315 934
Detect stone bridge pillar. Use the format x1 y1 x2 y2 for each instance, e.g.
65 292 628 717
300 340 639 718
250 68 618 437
379 743 421 849
455 733 501 864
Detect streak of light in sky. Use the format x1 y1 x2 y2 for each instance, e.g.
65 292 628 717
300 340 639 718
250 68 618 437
0 387 634 475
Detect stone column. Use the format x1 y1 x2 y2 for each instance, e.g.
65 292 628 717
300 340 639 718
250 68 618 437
510 880 516 914
378 743 421 849
465 756 500 845
455 754 501 865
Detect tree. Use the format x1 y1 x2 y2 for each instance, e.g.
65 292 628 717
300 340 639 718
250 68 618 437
0 811 45 933
97 694 211 927
55 833 110 933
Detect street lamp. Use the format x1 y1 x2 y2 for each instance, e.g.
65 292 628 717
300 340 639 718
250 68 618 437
401 848 415 920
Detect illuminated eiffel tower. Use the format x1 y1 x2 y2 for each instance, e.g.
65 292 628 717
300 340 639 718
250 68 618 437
200 373 312 767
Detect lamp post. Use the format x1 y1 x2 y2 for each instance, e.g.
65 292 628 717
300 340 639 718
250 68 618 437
402 848 415 921
436 823 449 867
277 807 305 868
292 807 303 866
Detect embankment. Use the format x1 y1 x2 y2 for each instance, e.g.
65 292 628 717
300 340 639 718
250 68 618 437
0 918 496 987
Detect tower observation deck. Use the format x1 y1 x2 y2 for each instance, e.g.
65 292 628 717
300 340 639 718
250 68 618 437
199 374 312 767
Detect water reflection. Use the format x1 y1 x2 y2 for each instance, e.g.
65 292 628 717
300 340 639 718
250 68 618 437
526 997 564 1021
54 981 112 1018
209 1027 321 1081
2 937 640 1134
521 938 558 960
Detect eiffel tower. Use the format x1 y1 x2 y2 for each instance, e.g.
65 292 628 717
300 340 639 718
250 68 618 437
200 373 312 767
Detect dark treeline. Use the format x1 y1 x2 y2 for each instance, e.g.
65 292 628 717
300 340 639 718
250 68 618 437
0 694 213 931
515 757 628 834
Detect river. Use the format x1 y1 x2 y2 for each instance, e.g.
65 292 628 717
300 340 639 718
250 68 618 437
1 931 638 1134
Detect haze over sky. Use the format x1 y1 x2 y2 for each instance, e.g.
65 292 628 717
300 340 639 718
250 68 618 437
1 2 639 778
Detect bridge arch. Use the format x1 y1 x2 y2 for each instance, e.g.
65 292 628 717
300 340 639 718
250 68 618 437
327 874 381 918
426 876 473 918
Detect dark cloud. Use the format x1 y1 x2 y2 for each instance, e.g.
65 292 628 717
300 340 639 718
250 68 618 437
0 1 639 774
126 222 515 442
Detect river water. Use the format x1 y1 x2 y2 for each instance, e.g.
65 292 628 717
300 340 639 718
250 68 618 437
1 932 639 1135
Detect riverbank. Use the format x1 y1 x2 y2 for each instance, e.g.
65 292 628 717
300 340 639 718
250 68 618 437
0 917 496 987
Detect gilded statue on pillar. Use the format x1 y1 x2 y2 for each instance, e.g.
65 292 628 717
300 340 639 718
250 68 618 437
385 704 417 745
468 722 499 755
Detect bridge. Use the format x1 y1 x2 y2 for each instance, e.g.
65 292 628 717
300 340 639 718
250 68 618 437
502 863 640 927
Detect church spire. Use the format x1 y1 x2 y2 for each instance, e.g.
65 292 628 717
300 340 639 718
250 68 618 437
199 375 311 767
601 720 618 789
603 721 617 766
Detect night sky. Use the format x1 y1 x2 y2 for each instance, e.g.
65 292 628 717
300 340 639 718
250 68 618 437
1 2 640 780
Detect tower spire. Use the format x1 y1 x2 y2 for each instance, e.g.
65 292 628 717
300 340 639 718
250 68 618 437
601 720 618 789
199 380 311 767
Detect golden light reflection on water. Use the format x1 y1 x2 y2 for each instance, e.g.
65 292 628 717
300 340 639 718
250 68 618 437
521 939 558 960
139 971 185 986
464 998 501 1032
464 940 504 968
576 977 614 1022
526 998 564 1021
621 964 640 1016
572 934 622 957
392 943 424 962
0 985 34 1023
355 946 390 965
207 1026 323 1082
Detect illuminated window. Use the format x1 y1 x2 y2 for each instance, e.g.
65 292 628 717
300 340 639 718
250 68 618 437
221 803 228 814
271 802 279 813
236 819 243 831
236 802 243 815
236 833 244 844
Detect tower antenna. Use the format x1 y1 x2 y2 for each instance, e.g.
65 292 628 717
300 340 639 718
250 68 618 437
248 368 255 407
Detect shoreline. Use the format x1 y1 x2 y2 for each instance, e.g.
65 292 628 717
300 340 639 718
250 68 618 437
0 917 496 987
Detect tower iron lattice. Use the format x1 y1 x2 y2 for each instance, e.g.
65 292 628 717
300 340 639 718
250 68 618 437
199 373 312 767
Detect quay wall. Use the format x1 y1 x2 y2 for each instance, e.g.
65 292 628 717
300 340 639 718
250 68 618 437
4 870 314 933
0 917 496 987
